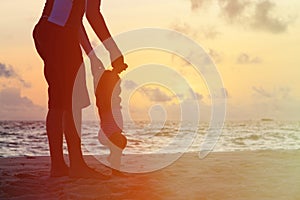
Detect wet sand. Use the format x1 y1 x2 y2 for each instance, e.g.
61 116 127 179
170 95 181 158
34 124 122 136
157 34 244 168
0 150 299 200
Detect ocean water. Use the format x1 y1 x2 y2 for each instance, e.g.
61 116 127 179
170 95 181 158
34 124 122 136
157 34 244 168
0 120 299 157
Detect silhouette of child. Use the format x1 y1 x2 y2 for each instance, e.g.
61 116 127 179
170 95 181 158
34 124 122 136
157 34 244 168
95 66 127 172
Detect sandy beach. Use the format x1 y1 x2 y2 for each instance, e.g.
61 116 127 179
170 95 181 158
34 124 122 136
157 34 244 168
0 150 299 200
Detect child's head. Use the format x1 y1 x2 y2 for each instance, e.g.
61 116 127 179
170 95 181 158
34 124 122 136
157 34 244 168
110 132 127 150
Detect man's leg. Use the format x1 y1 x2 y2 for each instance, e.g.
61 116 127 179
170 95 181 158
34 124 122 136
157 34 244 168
63 109 86 169
63 109 110 178
46 109 68 177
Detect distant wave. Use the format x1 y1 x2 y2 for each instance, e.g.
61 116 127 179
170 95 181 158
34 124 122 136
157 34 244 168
0 120 300 157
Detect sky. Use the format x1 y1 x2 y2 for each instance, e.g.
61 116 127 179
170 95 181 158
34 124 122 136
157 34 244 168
0 0 299 121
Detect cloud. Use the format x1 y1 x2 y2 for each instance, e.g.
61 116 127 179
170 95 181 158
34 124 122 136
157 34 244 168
202 26 221 39
142 87 174 102
237 53 262 64
252 86 272 98
0 63 31 88
186 0 292 33
221 87 229 98
246 86 299 120
251 0 290 33
186 88 204 101
170 21 220 40
195 92 204 100
171 22 198 37
170 49 195 67
208 87 229 99
0 88 45 120
252 86 291 99
124 91 211 122
122 80 138 90
0 63 17 78
190 0 209 11
208 48 223 63
218 0 250 21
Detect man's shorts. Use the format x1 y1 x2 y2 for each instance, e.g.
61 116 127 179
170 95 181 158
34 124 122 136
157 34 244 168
33 19 90 110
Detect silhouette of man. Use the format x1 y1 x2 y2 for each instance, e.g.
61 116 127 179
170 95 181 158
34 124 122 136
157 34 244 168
33 0 127 178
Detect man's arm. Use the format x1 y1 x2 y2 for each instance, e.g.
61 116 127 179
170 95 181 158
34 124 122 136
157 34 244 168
78 22 93 55
86 0 127 71
78 22 104 78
